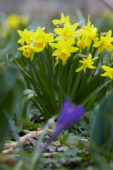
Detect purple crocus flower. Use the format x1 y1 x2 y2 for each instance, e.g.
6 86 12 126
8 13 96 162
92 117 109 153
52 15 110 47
42 100 85 151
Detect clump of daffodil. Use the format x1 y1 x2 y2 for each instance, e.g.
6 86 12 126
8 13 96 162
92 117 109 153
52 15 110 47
52 12 70 26
54 22 79 40
77 17 98 50
50 38 78 65
18 26 54 60
94 30 113 53
32 27 54 52
8 14 29 28
101 65 113 80
76 53 98 72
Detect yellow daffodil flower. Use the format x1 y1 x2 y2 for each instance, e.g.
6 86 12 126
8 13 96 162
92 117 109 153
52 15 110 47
54 22 79 40
8 14 29 28
101 65 113 79
83 17 98 42
52 12 70 25
77 17 98 49
8 14 20 28
18 29 33 46
94 30 113 53
77 38 91 49
18 45 40 60
50 38 78 65
32 27 54 52
76 53 98 72
104 10 113 21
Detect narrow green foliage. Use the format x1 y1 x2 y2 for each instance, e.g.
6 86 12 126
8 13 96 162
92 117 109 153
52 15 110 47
0 65 18 152
91 90 113 155
16 46 112 119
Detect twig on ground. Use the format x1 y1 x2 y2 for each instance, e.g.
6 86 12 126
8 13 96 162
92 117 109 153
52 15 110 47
3 129 53 151
3 119 55 153
2 148 14 154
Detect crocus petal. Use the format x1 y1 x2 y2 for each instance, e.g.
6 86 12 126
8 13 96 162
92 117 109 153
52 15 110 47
54 99 85 134
56 100 85 131
42 100 85 151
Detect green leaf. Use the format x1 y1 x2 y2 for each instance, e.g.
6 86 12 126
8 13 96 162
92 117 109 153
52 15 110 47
82 80 112 106
91 90 113 152
0 65 18 152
